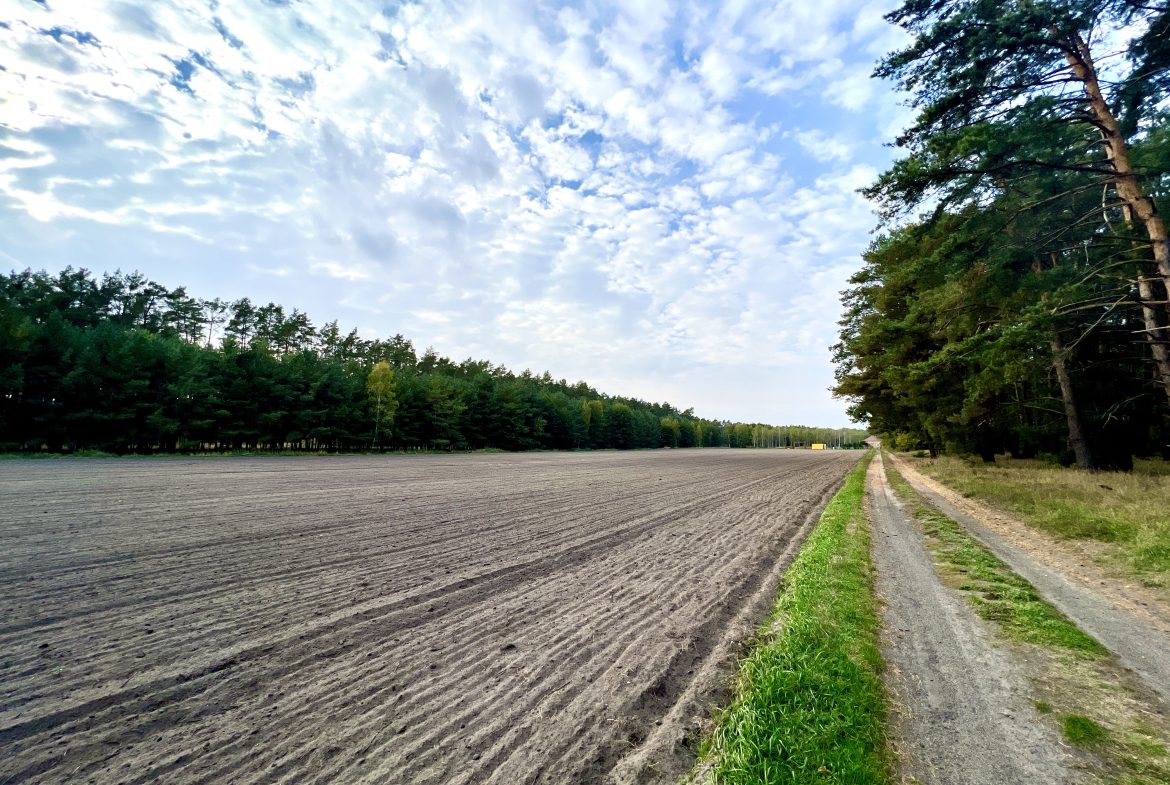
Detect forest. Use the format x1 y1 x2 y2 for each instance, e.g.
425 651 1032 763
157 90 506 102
833 0 1170 470
0 268 867 454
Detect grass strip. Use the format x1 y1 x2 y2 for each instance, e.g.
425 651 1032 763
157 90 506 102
886 460 1170 784
884 465 1105 657
909 454 1170 577
698 453 888 785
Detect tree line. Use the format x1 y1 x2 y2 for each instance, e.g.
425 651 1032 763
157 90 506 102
833 0 1170 470
0 268 868 454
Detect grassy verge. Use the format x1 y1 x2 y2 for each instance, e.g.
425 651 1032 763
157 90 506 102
696 453 888 785
885 466 1105 657
886 461 1170 784
907 455 1170 580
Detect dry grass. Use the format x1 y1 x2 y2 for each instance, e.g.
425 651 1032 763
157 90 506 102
1031 649 1170 784
909 455 1170 579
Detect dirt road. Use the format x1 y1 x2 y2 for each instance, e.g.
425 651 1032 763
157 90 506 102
867 454 1077 784
0 450 856 784
890 455 1170 706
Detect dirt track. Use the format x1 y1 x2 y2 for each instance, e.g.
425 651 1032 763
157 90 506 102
889 454 1170 706
0 450 856 784
867 454 1076 784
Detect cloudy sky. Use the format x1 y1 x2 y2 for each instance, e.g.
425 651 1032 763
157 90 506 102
1 0 910 427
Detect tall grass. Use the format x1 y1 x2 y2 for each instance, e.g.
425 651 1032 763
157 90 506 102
912 456 1170 575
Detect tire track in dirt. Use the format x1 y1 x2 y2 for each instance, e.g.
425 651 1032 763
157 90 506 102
0 450 856 784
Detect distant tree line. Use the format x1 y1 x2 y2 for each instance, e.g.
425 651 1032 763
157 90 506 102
833 0 1170 470
0 268 868 454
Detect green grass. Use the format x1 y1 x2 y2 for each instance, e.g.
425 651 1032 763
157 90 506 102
885 466 1105 657
911 455 1170 575
699 455 888 785
1062 714 1109 746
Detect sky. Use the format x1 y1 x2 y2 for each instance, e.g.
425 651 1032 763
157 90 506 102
0 0 912 427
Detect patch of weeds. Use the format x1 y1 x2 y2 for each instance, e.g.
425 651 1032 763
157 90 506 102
1062 714 1108 746
1034 701 1053 715
1127 737 1168 758
698 455 889 784
1037 505 1122 542
1133 531 1170 573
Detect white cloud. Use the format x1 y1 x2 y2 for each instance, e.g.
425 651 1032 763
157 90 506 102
0 0 906 426
793 129 855 162
311 260 377 282
825 66 876 111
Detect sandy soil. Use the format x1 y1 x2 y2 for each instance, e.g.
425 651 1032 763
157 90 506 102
867 454 1078 785
890 454 1170 705
0 449 856 785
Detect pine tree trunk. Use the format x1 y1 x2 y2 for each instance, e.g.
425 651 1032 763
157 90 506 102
1063 31 1170 404
1126 190 1170 403
1135 265 1170 404
1050 334 1094 470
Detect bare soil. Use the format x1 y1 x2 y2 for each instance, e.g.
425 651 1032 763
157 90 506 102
0 450 856 785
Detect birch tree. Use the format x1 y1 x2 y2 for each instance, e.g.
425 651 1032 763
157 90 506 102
366 360 398 447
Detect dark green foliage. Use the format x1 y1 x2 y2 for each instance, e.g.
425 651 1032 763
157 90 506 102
833 200 1163 465
834 1 1170 467
0 268 860 454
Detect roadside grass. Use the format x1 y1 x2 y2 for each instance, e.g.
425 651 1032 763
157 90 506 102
1062 715 1108 746
908 455 1170 579
886 462 1170 785
696 454 888 785
884 467 1104 657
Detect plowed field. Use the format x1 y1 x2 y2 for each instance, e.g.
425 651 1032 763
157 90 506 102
0 450 856 784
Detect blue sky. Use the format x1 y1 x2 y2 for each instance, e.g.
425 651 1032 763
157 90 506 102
0 0 911 427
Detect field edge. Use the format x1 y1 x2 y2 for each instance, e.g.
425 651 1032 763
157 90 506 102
691 451 888 784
